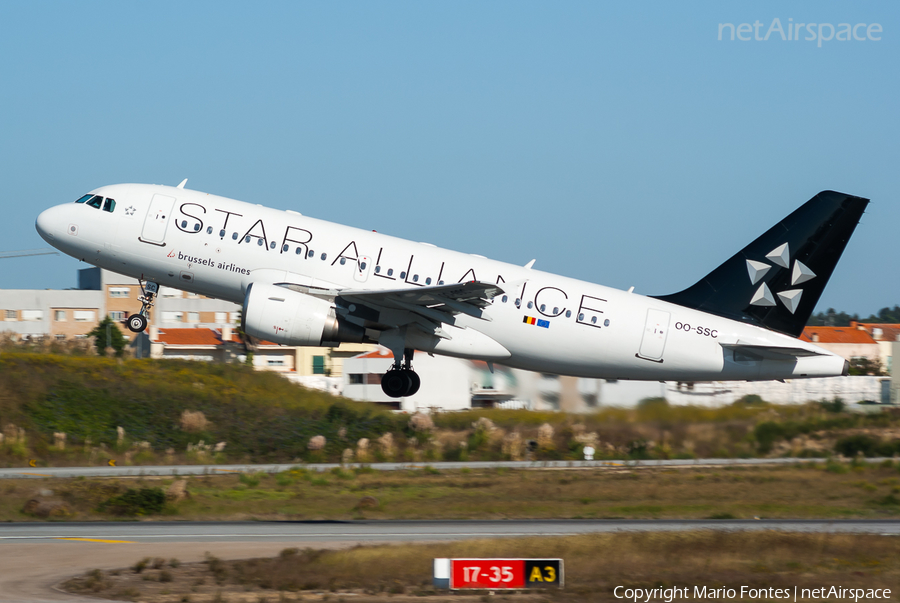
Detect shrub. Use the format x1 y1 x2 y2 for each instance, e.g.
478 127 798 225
99 488 166 516
754 421 786 454
238 473 261 487
835 434 879 457
825 458 849 474
733 394 766 407
819 397 846 413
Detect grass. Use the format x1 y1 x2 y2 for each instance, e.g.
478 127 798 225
0 352 405 463
63 531 900 601
3 352 900 466
6 462 900 521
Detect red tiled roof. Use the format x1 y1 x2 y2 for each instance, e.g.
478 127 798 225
859 323 900 342
356 348 395 359
800 326 877 345
153 328 222 346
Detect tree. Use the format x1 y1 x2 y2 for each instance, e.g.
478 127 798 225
807 305 900 327
88 316 127 357
847 357 886 376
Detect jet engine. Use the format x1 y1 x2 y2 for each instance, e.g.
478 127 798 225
242 282 365 346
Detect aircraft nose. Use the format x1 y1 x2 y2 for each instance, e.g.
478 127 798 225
35 206 63 242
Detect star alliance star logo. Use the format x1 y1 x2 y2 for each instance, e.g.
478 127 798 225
124 206 136 216
746 243 815 314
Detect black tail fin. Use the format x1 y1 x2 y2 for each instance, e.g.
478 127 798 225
653 190 869 337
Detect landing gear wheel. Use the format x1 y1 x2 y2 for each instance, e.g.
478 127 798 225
405 370 420 396
381 369 412 398
127 314 148 333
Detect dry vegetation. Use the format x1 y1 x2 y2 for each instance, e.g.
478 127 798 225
63 531 900 602
7 462 900 521
3 353 900 469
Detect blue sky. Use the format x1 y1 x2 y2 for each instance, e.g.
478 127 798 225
1 1 896 315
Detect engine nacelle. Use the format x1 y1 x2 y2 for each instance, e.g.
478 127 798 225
242 283 364 346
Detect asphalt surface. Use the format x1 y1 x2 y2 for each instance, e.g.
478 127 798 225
2 519 900 544
4 456 892 479
2 520 899 603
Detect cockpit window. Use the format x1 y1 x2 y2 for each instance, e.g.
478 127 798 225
102 198 116 213
86 195 103 209
75 194 92 204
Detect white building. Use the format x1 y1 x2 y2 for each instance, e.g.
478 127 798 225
342 347 894 412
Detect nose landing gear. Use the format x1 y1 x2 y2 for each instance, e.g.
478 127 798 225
381 347 420 398
127 281 158 333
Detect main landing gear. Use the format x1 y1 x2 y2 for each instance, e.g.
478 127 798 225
127 281 158 333
381 347 421 398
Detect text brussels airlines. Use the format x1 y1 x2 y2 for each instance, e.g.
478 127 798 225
718 18 882 47
614 586 892 602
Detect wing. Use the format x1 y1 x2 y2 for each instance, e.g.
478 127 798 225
337 281 506 336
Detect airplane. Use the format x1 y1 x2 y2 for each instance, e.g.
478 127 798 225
35 183 868 398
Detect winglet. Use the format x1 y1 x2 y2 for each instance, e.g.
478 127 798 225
177 179 188 189
524 259 536 269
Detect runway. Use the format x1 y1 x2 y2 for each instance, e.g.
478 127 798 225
3 456 891 479
2 520 898 603
3 519 900 544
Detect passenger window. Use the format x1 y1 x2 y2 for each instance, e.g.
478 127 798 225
257 239 263 246
540 304 546 312
604 319 610 327
340 258 346 265
566 310 572 318
245 236 251 243
578 313 585 321
375 266 381 273
425 277 431 285
283 245 290 252
220 229 226 237
295 247 303 255
527 301 533 309
232 232 238 240
207 226 213 234
501 295 508 303
86 195 103 209
400 271 407 279
181 220 188 228
75 194 92 204
269 241 276 249
439 280 444 285
591 316 597 324
102 198 116 212
307 250 314 258
321 253 327 260
413 274 419 282
360 262 367 270
387 268 393 277
193 223 200 232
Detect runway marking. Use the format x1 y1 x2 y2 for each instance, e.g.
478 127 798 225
17 472 53 477
214 469 240 473
55 538 137 544
2 532 574 541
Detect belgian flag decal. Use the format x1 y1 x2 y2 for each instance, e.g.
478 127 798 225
523 316 550 328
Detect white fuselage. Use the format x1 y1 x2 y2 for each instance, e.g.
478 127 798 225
36 183 846 381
